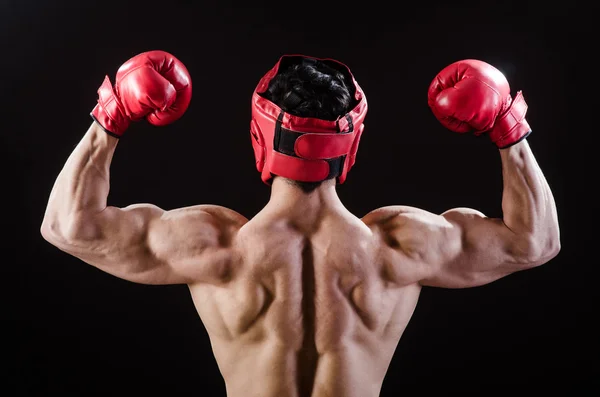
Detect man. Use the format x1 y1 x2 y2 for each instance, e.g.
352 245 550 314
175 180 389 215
41 51 560 397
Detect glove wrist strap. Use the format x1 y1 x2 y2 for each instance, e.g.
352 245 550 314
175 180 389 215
490 91 532 149
90 76 129 137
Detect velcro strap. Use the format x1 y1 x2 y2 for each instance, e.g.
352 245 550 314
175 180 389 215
295 132 355 160
490 91 532 148
493 91 528 137
267 151 330 182
92 76 129 136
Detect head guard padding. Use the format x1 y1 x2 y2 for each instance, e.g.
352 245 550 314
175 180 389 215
250 55 368 185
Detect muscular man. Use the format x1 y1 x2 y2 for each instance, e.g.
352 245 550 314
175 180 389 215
41 52 560 397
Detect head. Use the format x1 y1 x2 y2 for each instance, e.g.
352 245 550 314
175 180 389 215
250 55 368 193
261 59 353 193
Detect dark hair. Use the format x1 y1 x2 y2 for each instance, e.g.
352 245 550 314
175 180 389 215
261 58 354 193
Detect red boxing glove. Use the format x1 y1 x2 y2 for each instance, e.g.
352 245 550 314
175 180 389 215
427 59 531 148
91 50 192 137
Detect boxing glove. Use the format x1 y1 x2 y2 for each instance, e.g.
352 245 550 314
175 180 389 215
91 50 192 137
427 59 531 148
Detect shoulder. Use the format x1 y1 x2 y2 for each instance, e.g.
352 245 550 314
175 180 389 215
362 205 462 262
362 205 448 229
163 204 248 225
155 204 248 247
362 205 485 229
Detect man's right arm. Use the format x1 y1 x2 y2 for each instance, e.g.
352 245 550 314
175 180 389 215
416 140 560 288
371 140 559 288
375 59 560 288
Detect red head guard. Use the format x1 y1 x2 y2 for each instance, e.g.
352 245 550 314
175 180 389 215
250 55 368 185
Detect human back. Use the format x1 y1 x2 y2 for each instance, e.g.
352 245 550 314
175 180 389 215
186 180 424 397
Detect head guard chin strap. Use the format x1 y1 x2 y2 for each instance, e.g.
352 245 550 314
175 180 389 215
250 54 368 185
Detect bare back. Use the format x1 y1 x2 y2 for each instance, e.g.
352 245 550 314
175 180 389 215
41 124 559 397
188 207 423 397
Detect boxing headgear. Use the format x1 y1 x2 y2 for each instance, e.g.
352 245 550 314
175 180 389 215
250 55 368 185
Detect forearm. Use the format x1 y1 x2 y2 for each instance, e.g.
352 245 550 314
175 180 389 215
41 122 118 242
499 140 560 260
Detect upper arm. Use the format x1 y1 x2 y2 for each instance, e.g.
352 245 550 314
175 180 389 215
370 206 550 288
45 204 246 285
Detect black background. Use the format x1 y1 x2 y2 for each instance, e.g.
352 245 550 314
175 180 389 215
3 0 596 395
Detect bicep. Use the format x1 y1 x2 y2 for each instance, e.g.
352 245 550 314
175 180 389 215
387 207 531 288
422 208 527 287
69 204 226 285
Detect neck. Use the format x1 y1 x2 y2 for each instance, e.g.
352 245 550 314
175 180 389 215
264 177 346 227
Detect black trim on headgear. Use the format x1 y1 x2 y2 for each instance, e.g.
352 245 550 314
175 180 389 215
272 110 352 181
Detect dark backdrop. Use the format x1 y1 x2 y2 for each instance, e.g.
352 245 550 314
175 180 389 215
3 0 595 395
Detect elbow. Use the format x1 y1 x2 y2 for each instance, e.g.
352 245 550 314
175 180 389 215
534 235 561 264
40 212 101 248
540 222 562 262
41 216 63 246
546 231 562 260
513 228 561 267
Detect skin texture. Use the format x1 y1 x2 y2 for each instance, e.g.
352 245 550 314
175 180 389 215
41 122 560 397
